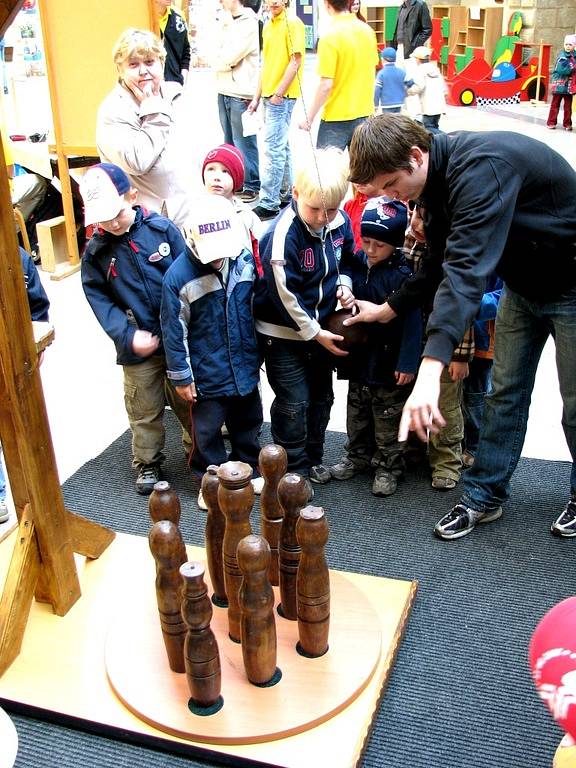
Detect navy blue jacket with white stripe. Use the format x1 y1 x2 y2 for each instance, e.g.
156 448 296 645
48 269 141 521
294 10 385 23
81 207 189 366
253 203 355 342
161 247 260 398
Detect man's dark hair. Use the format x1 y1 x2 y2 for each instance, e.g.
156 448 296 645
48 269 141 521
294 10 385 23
242 0 262 11
327 0 352 11
349 114 432 184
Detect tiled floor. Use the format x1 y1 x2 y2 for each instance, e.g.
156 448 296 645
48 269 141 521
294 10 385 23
3 58 575 508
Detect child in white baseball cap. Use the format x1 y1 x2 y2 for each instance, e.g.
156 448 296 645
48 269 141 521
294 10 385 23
80 162 194 495
161 194 263 508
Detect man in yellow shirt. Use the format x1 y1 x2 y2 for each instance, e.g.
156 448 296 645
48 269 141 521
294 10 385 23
247 0 305 220
299 0 378 150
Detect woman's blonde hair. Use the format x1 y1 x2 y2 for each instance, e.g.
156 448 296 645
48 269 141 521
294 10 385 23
293 147 350 209
112 28 166 73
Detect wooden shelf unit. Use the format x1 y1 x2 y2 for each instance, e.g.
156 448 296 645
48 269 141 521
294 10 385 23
433 4 503 74
366 6 386 46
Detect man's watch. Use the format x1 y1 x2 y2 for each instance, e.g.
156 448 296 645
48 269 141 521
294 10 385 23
273 92 284 99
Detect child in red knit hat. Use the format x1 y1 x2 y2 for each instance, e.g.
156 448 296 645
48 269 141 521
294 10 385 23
199 143 263 270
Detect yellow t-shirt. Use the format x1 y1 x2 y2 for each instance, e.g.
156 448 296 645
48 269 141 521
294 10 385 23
1 124 14 193
261 13 305 99
317 14 378 122
159 7 171 34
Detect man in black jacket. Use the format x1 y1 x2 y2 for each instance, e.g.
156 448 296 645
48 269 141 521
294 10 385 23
346 114 576 541
391 0 432 58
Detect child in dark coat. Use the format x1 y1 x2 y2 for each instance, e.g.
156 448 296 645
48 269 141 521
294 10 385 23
80 163 193 495
161 194 263 509
330 199 422 497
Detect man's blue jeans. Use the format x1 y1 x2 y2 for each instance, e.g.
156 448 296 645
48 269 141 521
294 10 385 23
259 335 334 476
217 94 260 193
259 97 295 212
461 286 576 513
316 116 368 151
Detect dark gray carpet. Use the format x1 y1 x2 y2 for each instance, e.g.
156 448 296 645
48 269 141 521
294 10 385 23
3 413 573 768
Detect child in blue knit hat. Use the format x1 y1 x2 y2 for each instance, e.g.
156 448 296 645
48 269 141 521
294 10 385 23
329 198 423 497
374 47 411 114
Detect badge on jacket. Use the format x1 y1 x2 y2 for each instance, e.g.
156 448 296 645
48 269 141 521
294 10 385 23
149 242 171 262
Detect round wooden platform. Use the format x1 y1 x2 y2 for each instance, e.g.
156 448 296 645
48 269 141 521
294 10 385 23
105 570 382 745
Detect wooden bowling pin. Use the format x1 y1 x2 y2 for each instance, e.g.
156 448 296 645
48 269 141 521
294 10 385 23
180 562 222 709
148 480 181 525
296 505 330 657
259 444 288 587
218 461 254 642
148 520 188 672
237 535 277 685
278 473 309 620
201 466 228 607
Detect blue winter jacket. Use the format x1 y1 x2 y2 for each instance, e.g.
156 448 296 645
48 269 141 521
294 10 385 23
161 248 260 398
20 247 50 321
337 248 423 387
81 207 189 366
254 204 355 342
374 63 408 110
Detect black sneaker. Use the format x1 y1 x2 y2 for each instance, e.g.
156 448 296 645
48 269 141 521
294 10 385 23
434 502 503 541
279 195 292 209
237 189 259 203
136 464 161 495
551 500 576 537
309 464 331 484
253 205 279 221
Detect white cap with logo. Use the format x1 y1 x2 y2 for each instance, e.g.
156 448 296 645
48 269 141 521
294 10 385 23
186 195 244 264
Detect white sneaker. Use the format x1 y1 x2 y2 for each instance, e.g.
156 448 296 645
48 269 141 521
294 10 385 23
0 499 9 524
251 477 264 495
197 490 208 511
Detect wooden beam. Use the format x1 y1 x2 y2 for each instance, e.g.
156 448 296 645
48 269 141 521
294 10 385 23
0 1 23 38
0 134 81 617
0 505 41 676
67 511 116 560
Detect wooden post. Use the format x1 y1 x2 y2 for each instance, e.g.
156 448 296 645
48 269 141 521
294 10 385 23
531 40 544 105
0 124 114 675
37 2 81 280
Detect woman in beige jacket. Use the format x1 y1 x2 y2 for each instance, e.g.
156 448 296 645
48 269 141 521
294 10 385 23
96 29 199 228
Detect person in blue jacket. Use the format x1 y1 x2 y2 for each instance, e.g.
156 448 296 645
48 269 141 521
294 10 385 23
80 163 193 496
374 47 409 114
253 147 355 483
0 247 50 524
161 194 263 510
329 199 422 497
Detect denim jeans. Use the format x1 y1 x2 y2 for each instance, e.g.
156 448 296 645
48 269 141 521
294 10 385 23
316 116 368 151
259 335 334 476
462 356 493 457
217 94 260 193
259 97 295 211
462 286 576 513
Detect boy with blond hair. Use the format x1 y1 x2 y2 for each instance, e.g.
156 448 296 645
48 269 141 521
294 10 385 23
80 163 192 495
253 147 356 482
